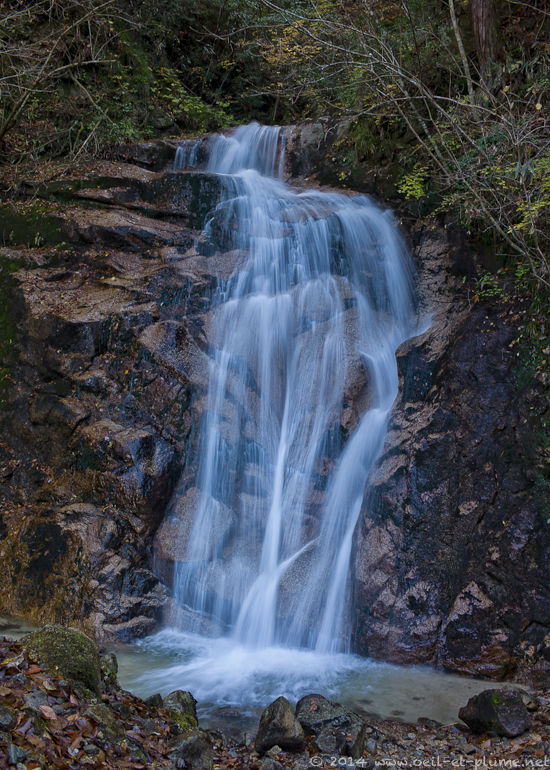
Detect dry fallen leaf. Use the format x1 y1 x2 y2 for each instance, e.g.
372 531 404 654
39 704 58 720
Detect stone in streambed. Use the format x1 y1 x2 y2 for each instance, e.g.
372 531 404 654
146 692 164 708
256 696 305 755
164 689 199 732
458 688 531 737
295 693 366 758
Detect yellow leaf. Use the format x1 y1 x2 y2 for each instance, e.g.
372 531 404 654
536 103 542 110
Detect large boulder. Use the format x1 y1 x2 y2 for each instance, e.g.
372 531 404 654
295 693 366 758
458 689 532 737
256 696 306 755
21 624 102 695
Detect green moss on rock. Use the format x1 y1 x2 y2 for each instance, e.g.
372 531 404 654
0 205 66 248
164 690 199 732
85 702 125 739
21 624 102 695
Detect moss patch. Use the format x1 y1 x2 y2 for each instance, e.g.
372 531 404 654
22 624 102 695
0 205 66 248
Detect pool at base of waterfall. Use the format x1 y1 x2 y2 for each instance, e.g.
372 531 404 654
116 629 508 733
0 615 518 733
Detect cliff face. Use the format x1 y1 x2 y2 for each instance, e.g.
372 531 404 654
352 228 550 681
0 149 224 640
0 134 548 680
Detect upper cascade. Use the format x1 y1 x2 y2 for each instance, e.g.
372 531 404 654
168 122 419 654
175 121 286 178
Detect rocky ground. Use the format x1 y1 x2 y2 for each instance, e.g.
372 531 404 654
1 627 550 770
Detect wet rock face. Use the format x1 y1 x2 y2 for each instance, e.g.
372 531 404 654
0 150 227 641
351 228 550 678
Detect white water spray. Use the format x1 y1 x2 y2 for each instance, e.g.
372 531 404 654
168 122 417 656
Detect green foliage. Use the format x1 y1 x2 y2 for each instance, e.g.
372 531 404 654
151 67 232 131
397 166 430 200
0 0 548 299
476 270 506 300
0 0 245 165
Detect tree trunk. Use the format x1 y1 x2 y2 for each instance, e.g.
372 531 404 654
471 0 497 77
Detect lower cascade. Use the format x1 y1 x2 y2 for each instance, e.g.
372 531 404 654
140 122 419 707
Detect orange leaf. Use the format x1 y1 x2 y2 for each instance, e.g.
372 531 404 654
69 734 83 751
38 704 57 720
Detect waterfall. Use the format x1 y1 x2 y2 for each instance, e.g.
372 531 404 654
167 122 418 656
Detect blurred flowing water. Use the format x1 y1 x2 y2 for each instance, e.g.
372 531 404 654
171 122 417 651
138 122 428 720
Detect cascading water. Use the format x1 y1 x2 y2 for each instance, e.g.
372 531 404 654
136 122 419 712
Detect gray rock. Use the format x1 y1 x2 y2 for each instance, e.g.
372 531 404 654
115 140 178 170
85 702 125 740
295 694 366 758
146 693 164 708
10 673 26 688
315 728 346 754
521 693 538 712
260 759 285 770
164 689 199 731
170 729 213 770
256 696 305 755
100 651 118 686
23 690 49 713
365 737 378 754
83 743 101 755
0 704 16 730
458 688 532 737
8 744 27 763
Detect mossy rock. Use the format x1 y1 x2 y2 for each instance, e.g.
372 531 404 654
164 689 198 732
100 651 118 687
21 624 102 695
458 688 532 737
